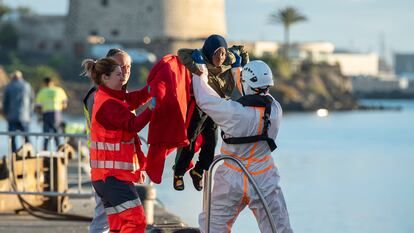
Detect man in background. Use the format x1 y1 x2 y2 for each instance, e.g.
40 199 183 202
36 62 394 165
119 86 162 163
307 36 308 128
2 70 33 152
35 77 68 150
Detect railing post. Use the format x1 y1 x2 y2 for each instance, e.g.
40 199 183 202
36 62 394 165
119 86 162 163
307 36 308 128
36 136 40 192
8 137 13 188
77 139 82 194
202 170 210 220
0 131 136 199
49 136 54 192
22 140 26 192
204 155 278 233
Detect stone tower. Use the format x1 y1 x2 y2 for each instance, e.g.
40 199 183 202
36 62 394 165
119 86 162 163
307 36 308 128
66 0 227 58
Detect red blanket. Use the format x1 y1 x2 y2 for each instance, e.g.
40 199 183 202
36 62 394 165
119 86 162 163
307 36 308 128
146 55 192 183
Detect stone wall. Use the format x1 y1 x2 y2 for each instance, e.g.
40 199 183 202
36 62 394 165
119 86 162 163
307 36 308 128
66 0 226 58
17 15 66 54
14 0 227 59
67 0 165 43
162 0 226 39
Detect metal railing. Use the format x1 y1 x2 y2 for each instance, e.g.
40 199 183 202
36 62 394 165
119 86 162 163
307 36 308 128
203 155 278 233
0 131 92 198
0 131 149 198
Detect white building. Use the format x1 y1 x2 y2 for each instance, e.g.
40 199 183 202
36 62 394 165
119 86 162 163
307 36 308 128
228 41 279 57
288 42 380 76
326 53 379 76
352 75 409 93
289 42 335 61
249 41 280 57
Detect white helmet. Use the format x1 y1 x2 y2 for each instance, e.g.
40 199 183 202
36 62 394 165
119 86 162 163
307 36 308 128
240 60 274 95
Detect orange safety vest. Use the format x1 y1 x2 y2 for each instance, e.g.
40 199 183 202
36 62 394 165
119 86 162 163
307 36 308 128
90 89 141 182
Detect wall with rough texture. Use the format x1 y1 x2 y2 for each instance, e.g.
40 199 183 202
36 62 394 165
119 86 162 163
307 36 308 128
67 0 164 43
17 15 66 54
67 0 226 44
162 0 226 39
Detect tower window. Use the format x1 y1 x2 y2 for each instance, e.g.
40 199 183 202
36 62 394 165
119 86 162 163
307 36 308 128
54 41 62 50
38 41 46 50
101 0 109 7
111 29 119 36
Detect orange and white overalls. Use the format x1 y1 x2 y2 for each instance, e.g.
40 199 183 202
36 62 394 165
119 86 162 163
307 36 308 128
192 69 293 233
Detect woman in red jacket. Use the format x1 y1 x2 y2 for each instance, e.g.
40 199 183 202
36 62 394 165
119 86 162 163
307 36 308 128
82 57 152 233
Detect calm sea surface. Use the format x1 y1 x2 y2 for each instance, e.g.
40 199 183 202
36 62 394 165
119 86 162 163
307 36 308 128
157 100 414 233
1 99 413 233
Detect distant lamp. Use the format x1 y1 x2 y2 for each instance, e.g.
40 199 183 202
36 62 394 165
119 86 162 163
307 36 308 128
147 54 157 63
87 35 106 44
143 36 151 44
316 108 329 117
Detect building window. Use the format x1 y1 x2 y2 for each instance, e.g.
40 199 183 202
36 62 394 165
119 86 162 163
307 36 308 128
38 41 46 50
111 29 119 37
101 0 109 7
90 30 98 36
54 41 62 50
74 42 84 58
147 6 153 12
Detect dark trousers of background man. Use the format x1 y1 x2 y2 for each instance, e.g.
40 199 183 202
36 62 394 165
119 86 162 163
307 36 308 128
8 121 29 152
42 111 62 150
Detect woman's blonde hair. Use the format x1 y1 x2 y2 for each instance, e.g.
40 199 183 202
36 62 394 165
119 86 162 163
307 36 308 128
81 58 119 85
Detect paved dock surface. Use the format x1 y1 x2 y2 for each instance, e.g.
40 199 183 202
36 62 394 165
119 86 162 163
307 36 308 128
0 196 93 233
0 159 199 232
0 195 198 233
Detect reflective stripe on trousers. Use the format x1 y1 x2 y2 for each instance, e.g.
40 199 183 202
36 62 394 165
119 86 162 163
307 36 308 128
90 160 137 170
105 198 141 215
90 139 135 151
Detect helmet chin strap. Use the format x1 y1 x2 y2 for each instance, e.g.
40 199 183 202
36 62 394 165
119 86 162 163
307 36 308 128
255 87 270 95
242 84 267 96
241 83 247 96
241 83 256 96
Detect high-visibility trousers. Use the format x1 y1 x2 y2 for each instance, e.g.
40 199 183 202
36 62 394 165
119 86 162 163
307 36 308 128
92 176 146 233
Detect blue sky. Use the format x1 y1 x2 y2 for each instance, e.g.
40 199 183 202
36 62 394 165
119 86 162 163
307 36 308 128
4 0 414 58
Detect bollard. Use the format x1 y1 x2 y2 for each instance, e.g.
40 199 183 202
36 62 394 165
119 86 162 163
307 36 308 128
135 184 156 225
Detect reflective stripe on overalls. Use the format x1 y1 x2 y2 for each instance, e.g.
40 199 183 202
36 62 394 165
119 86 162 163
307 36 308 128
221 107 275 231
222 107 275 175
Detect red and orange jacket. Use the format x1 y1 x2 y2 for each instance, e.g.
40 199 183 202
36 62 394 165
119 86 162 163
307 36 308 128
90 85 151 182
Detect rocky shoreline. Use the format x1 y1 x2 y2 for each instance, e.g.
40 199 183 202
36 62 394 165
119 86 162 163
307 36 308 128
0 64 407 117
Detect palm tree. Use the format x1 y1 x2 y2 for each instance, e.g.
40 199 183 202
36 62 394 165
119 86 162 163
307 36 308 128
269 6 307 59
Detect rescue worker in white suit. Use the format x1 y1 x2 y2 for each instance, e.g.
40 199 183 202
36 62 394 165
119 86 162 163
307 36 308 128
191 50 293 233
